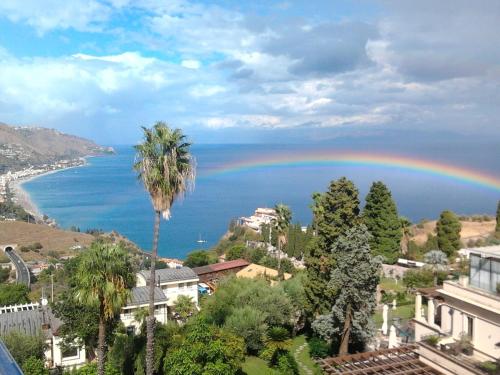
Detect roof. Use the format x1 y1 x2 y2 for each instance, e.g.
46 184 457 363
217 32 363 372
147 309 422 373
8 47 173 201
236 263 292 280
0 339 23 375
127 286 167 306
317 345 442 374
466 245 500 259
210 259 249 271
139 267 198 284
0 307 61 337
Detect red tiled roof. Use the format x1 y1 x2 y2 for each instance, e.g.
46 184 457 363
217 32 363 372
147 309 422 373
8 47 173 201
209 259 249 271
193 259 250 275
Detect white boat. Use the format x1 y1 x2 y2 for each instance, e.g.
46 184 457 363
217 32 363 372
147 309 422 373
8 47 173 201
196 234 207 244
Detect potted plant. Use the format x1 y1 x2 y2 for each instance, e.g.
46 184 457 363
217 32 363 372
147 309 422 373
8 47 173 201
457 333 473 356
423 335 440 347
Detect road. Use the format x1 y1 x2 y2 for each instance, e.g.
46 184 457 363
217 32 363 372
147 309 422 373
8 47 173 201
4 248 30 287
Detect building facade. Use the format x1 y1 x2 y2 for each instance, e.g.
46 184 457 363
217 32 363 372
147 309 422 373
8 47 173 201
413 246 500 373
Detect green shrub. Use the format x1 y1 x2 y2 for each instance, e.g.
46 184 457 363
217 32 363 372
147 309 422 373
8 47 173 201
22 356 48 375
308 337 330 358
275 351 299 375
479 361 499 374
423 335 439 346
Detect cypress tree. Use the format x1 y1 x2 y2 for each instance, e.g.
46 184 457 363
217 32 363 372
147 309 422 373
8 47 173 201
304 177 360 316
436 210 462 257
363 181 402 264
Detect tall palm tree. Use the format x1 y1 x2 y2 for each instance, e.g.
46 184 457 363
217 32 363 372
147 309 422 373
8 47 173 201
134 122 195 375
74 241 135 375
424 250 448 286
400 217 412 255
273 203 292 280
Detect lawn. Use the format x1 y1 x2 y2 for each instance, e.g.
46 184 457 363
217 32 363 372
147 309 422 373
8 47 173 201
379 277 407 293
373 303 417 326
242 335 321 375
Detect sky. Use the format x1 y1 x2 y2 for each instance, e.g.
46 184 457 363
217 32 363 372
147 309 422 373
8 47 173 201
0 0 499 144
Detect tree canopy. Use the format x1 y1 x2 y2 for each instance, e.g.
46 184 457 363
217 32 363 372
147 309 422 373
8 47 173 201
436 210 462 257
0 283 29 306
312 225 381 354
363 182 402 264
304 177 360 316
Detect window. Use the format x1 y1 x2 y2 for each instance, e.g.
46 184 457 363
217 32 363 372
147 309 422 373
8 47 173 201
469 254 500 293
467 316 473 339
62 346 78 359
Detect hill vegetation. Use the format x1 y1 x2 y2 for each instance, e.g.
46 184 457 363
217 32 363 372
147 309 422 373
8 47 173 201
0 122 112 173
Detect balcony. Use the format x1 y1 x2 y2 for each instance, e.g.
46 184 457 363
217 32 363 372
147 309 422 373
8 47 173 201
440 277 500 314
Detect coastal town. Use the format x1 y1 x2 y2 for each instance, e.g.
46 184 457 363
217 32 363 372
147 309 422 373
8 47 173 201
1 1 500 375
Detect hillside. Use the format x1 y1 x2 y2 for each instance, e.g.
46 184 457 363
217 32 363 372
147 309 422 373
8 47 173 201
0 221 95 261
410 218 496 246
0 122 113 173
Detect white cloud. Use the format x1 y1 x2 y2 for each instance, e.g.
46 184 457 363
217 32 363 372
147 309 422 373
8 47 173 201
189 84 226 97
181 59 201 69
0 0 111 33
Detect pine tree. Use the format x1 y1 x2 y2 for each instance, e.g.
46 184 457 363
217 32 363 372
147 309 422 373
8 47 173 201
363 182 402 264
312 225 381 355
436 210 462 257
304 177 360 316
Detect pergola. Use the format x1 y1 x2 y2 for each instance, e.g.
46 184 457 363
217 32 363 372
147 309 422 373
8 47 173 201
317 345 442 374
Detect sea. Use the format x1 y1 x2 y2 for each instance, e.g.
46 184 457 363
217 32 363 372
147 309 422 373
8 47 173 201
23 141 499 259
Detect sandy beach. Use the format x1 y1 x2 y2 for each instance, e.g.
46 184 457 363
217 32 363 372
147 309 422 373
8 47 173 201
7 160 88 222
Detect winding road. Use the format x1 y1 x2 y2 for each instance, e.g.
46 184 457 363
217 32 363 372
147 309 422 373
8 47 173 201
4 246 30 287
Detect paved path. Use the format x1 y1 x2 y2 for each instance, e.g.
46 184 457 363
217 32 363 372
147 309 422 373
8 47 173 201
294 342 313 375
5 248 30 287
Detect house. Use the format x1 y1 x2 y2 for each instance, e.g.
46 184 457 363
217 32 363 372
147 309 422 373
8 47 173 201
413 246 500 374
238 207 276 232
192 259 250 283
135 267 199 308
120 286 168 333
0 303 86 369
236 263 292 284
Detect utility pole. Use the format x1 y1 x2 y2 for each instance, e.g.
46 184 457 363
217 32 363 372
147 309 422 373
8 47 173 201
51 273 54 303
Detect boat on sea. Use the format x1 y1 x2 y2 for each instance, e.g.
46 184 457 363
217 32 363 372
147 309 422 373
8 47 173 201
196 234 207 244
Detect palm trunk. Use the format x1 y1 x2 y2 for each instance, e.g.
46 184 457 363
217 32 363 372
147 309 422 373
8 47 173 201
339 303 352 355
277 239 282 280
97 309 106 375
146 210 160 375
433 272 438 287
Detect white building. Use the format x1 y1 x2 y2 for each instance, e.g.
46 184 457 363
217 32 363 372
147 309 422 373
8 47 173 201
0 304 86 369
413 246 500 374
239 207 276 232
135 267 199 308
120 286 168 334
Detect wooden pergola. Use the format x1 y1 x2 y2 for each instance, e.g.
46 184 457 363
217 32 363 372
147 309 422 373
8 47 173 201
317 345 442 374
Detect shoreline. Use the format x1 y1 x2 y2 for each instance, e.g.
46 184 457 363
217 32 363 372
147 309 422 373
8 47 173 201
9 160 89 222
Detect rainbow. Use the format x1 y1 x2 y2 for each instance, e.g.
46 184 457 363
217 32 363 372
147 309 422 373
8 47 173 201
202 151 500 192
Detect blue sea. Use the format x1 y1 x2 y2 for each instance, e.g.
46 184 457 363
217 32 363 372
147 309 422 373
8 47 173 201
23 142 499 259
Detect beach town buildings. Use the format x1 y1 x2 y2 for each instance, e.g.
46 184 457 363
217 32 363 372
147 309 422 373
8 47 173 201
192 259 250 284
236 263 292 285
0 302 86 369
120 267 199 333
412 245 500 374
238 207 276 232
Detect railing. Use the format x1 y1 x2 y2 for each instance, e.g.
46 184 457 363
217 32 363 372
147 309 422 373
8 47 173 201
0 302 40 314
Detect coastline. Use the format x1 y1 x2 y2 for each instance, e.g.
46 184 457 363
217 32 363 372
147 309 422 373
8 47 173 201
9 160 89 222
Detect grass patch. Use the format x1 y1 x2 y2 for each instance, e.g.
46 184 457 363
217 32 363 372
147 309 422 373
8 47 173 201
242 356 275 375
291 335 322 375
379 277 406 293
374 304 416 326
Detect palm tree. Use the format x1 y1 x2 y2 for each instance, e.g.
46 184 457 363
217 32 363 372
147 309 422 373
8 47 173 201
134 122 195 375
174 295 196 323
400 217 412 255
74 241 135 375
273 203 292 280
424 250 448 286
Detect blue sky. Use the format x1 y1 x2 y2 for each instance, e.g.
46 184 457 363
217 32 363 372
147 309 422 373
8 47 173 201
0 0 499 144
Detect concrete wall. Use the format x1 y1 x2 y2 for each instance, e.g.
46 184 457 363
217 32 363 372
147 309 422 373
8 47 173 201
120 303 168 333
161 281 198 307
51 336 86 369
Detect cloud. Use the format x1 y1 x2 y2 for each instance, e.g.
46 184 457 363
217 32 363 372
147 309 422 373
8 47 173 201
0 0 111 33
181 59 201 69
0 0 499 143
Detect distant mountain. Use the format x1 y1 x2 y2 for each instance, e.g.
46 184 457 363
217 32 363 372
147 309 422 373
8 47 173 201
0 122 113 173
